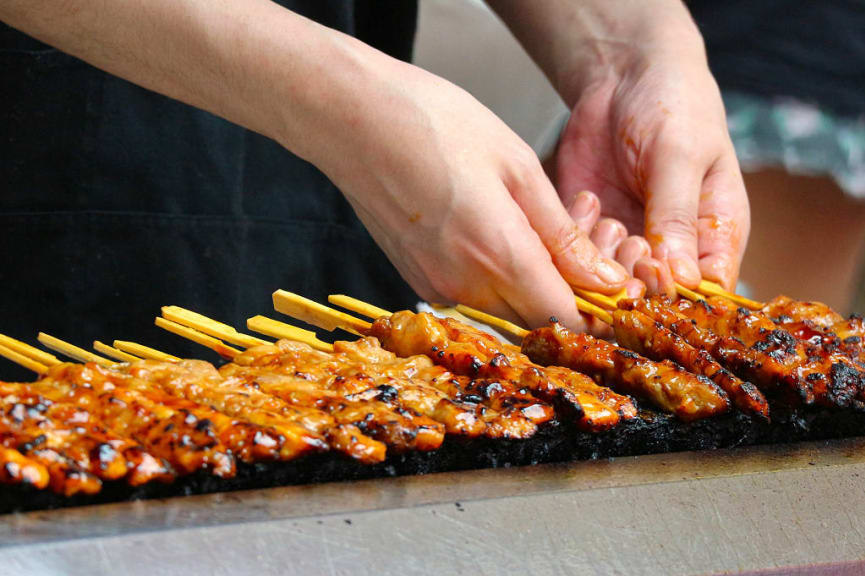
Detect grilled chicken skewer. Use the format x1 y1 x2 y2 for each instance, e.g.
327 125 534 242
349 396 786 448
367 310 637 432
623 296 865 409
673 296 865 408
522 321 730 422
0 383 174 489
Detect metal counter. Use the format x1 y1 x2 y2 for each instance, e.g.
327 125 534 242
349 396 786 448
2 438 865 575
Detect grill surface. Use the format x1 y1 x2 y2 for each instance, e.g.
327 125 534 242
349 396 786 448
2 437 865 575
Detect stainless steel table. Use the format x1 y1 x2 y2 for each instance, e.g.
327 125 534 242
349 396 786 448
3 438 865 575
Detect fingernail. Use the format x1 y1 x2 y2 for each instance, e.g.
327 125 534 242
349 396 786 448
598 258 628 284
568 191 596 219
669 255 701 286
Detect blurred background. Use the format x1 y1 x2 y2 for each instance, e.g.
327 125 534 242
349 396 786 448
414 0 865 315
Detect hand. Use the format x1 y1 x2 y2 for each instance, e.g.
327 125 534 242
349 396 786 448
551 54 750 294
308 56 631 330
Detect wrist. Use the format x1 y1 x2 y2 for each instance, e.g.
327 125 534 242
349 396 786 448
557 8 707 108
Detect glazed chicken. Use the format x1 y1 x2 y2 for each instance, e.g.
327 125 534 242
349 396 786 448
522 322 730 422
623 296 865 409
369 310 638 432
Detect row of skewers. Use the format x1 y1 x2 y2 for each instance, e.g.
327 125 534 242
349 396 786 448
0 282 863 498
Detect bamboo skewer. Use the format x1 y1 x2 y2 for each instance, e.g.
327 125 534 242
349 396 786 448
327 295 392 319
155 318 241 359
694 280 764 310
246 316 334 352
0 341 49 374
0 334 61 367
273 290 370 335
38 333 116 367
573 287 627 311
574 296 614 325
160 306 268 348
454 305 528 339
674 283 704 303
93 341 141 363
112 341 179 362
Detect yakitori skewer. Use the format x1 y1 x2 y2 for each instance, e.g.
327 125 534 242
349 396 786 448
155 317 241 359
247 316 333 352
455 302 750 421
93 341 141 363
161 306 269 348
0 341 50 375
38 333 115 367
275 290 639 432
112 340 179 362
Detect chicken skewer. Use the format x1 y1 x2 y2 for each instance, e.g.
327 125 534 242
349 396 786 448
668 296 865 408
162 309 553 440
275 291 638 432
331 295 766 421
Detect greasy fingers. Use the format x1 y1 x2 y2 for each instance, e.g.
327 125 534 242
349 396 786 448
505 159 629 293
590 218 628 259
566 190 601 234
615 236 651 275
643 142 703 288
696 153 751 290
634 257 675 298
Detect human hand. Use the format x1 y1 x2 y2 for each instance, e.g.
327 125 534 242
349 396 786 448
308 55 632 330
550 45 750 294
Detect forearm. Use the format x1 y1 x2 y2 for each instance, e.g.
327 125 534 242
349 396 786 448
486 0 706 107
0 0 387 165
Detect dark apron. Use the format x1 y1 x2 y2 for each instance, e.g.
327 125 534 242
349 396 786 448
0 1 419 380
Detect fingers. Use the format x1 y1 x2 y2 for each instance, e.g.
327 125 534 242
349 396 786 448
590 218 627 259
643 142 704 288
567 190 601 234
615 235 651 274
634 257 675 298
696 152 751 290
505 155 629 293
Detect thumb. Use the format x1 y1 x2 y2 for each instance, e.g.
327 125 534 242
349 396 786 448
506 155 629 293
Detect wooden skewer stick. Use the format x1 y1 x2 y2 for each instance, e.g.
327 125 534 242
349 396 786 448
675 283 704 303
155 318 241 359
246 316 334 352
327 294 392 320
694 280 765 310
93 341 141 363
574 295 614 326
272 290 370 335
160 306 269 348
0 334 61 367
38 333 115 367
454 305 528 339
0 341 49 374
573 287 627 311
112 341 179 362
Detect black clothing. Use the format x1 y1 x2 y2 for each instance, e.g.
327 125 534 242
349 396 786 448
0 1 418 380
689 0 865 118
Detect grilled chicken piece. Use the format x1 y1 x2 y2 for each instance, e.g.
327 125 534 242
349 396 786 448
370 311 637 432
224 341 447 455
0 446 49 490
126 359 330 461
31 363 238 478
0 385 174 487
621 297 814 406
678 297 865 408
523 322 730 422
0 419 102 496
611 309 770 420
763 296 865 365
763 295 844 329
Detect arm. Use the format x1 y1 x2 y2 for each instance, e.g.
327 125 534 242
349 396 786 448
1 0 631 330
488 0 750 292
